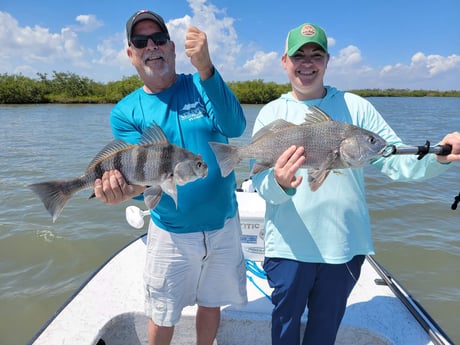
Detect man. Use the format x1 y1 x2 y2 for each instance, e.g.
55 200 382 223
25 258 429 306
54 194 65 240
251 22 460 345
94 10 247 345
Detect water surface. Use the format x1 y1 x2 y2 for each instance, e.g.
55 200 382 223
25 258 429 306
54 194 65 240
0 99 459 344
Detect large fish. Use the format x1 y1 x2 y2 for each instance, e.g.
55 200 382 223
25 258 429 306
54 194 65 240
29 125 208 222
209 106 387 191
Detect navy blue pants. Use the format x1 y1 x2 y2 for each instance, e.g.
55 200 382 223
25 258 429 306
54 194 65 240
263 255 365 345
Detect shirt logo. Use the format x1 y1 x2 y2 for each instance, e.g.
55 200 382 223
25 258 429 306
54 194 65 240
179 101 206 121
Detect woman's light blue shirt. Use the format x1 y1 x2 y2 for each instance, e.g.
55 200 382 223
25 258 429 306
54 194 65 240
251 87 450 263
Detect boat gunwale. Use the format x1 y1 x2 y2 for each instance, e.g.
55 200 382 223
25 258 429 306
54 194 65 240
366 255 454 345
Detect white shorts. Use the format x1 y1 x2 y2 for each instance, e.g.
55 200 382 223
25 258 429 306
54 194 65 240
143 215 248 326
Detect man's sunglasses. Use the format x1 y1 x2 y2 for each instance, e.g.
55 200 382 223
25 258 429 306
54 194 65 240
130 32 170 49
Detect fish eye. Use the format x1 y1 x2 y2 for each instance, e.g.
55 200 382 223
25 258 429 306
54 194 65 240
369 136 376 144
196 161 202 168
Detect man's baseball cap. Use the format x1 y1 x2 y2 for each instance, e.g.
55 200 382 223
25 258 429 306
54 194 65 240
126 10 169 44
285 23 328 56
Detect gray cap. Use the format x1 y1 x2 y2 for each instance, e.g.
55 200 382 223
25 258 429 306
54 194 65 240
126 10 169 43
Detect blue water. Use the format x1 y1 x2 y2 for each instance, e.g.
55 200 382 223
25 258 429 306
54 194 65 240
0 99 459 344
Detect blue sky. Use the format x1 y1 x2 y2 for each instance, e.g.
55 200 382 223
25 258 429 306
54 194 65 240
1 0 459 90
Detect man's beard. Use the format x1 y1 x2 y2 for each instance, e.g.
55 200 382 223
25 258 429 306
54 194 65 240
143 63 170 78
142 52 170 78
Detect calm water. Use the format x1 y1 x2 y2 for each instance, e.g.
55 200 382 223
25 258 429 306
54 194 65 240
0 99 459 344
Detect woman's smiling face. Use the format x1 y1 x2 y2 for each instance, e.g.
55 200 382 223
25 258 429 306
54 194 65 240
282 42 329 100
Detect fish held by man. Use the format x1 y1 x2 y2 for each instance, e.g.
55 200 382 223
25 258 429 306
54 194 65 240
209 106 387 191
29 125 208 222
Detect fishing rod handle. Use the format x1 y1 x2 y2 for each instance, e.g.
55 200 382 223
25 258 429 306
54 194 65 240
386 143 452 156
434 144 452 156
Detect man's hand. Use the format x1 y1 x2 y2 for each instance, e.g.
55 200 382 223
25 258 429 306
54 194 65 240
437 131 460 163
94 170 145 205
185 26 214 80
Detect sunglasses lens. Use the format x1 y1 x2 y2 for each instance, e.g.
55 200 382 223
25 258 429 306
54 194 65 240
154 39 168 46
131 33 169 49
132 39 148 48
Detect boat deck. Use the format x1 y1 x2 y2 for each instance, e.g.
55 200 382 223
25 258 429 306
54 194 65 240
28 192 451 345
29 234 441 345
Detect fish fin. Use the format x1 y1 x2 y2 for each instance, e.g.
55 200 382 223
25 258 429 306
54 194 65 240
160 178 178 208
139 125 169 145
85 125 169 173
143 186 163 210
252 119 295 143
250 162 272 175
28 180 74 222
303 106 333 125
86 139 134 172
307 150 339 191
307 169 331 192
209 142 240 177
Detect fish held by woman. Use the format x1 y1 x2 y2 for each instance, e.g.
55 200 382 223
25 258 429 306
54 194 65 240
29 125 208 222
209 106 387 191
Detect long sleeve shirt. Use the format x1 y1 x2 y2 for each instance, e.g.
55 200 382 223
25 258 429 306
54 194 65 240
110 70 246 233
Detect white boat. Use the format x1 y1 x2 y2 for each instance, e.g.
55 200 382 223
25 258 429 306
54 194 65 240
28 191 454 345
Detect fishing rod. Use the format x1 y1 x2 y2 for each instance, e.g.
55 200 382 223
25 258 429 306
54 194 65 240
383 141 459 210
382 141 452 160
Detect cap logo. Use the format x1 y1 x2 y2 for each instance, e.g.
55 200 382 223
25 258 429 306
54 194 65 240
300 24 316 37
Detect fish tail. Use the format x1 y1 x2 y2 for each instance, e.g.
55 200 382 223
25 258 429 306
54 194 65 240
209 142 240 177
28 180 78 222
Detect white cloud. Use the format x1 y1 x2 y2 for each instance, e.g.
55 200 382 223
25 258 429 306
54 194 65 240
322 43 460 90
242 51 278 75
74 14 103 32
61 28 86 64
327 37 336 49
411 52 460 76
92 32 132 77
332 45 362 66
0 11 90 77
369 52 460 89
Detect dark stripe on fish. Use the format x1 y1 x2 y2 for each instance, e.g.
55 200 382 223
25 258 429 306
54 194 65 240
94 164 104 179
113 151 123 172
160 146 174 176
136 148 147 181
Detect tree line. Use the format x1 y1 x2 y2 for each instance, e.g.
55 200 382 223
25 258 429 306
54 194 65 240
1 71 459 105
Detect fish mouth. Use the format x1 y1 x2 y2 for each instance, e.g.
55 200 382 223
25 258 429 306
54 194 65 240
381 144 396 157
201 163 209 178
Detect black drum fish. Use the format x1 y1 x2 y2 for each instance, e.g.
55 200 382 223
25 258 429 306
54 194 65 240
209 106 387 191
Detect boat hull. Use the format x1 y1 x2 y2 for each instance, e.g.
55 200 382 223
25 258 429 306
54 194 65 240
28 192 452 345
